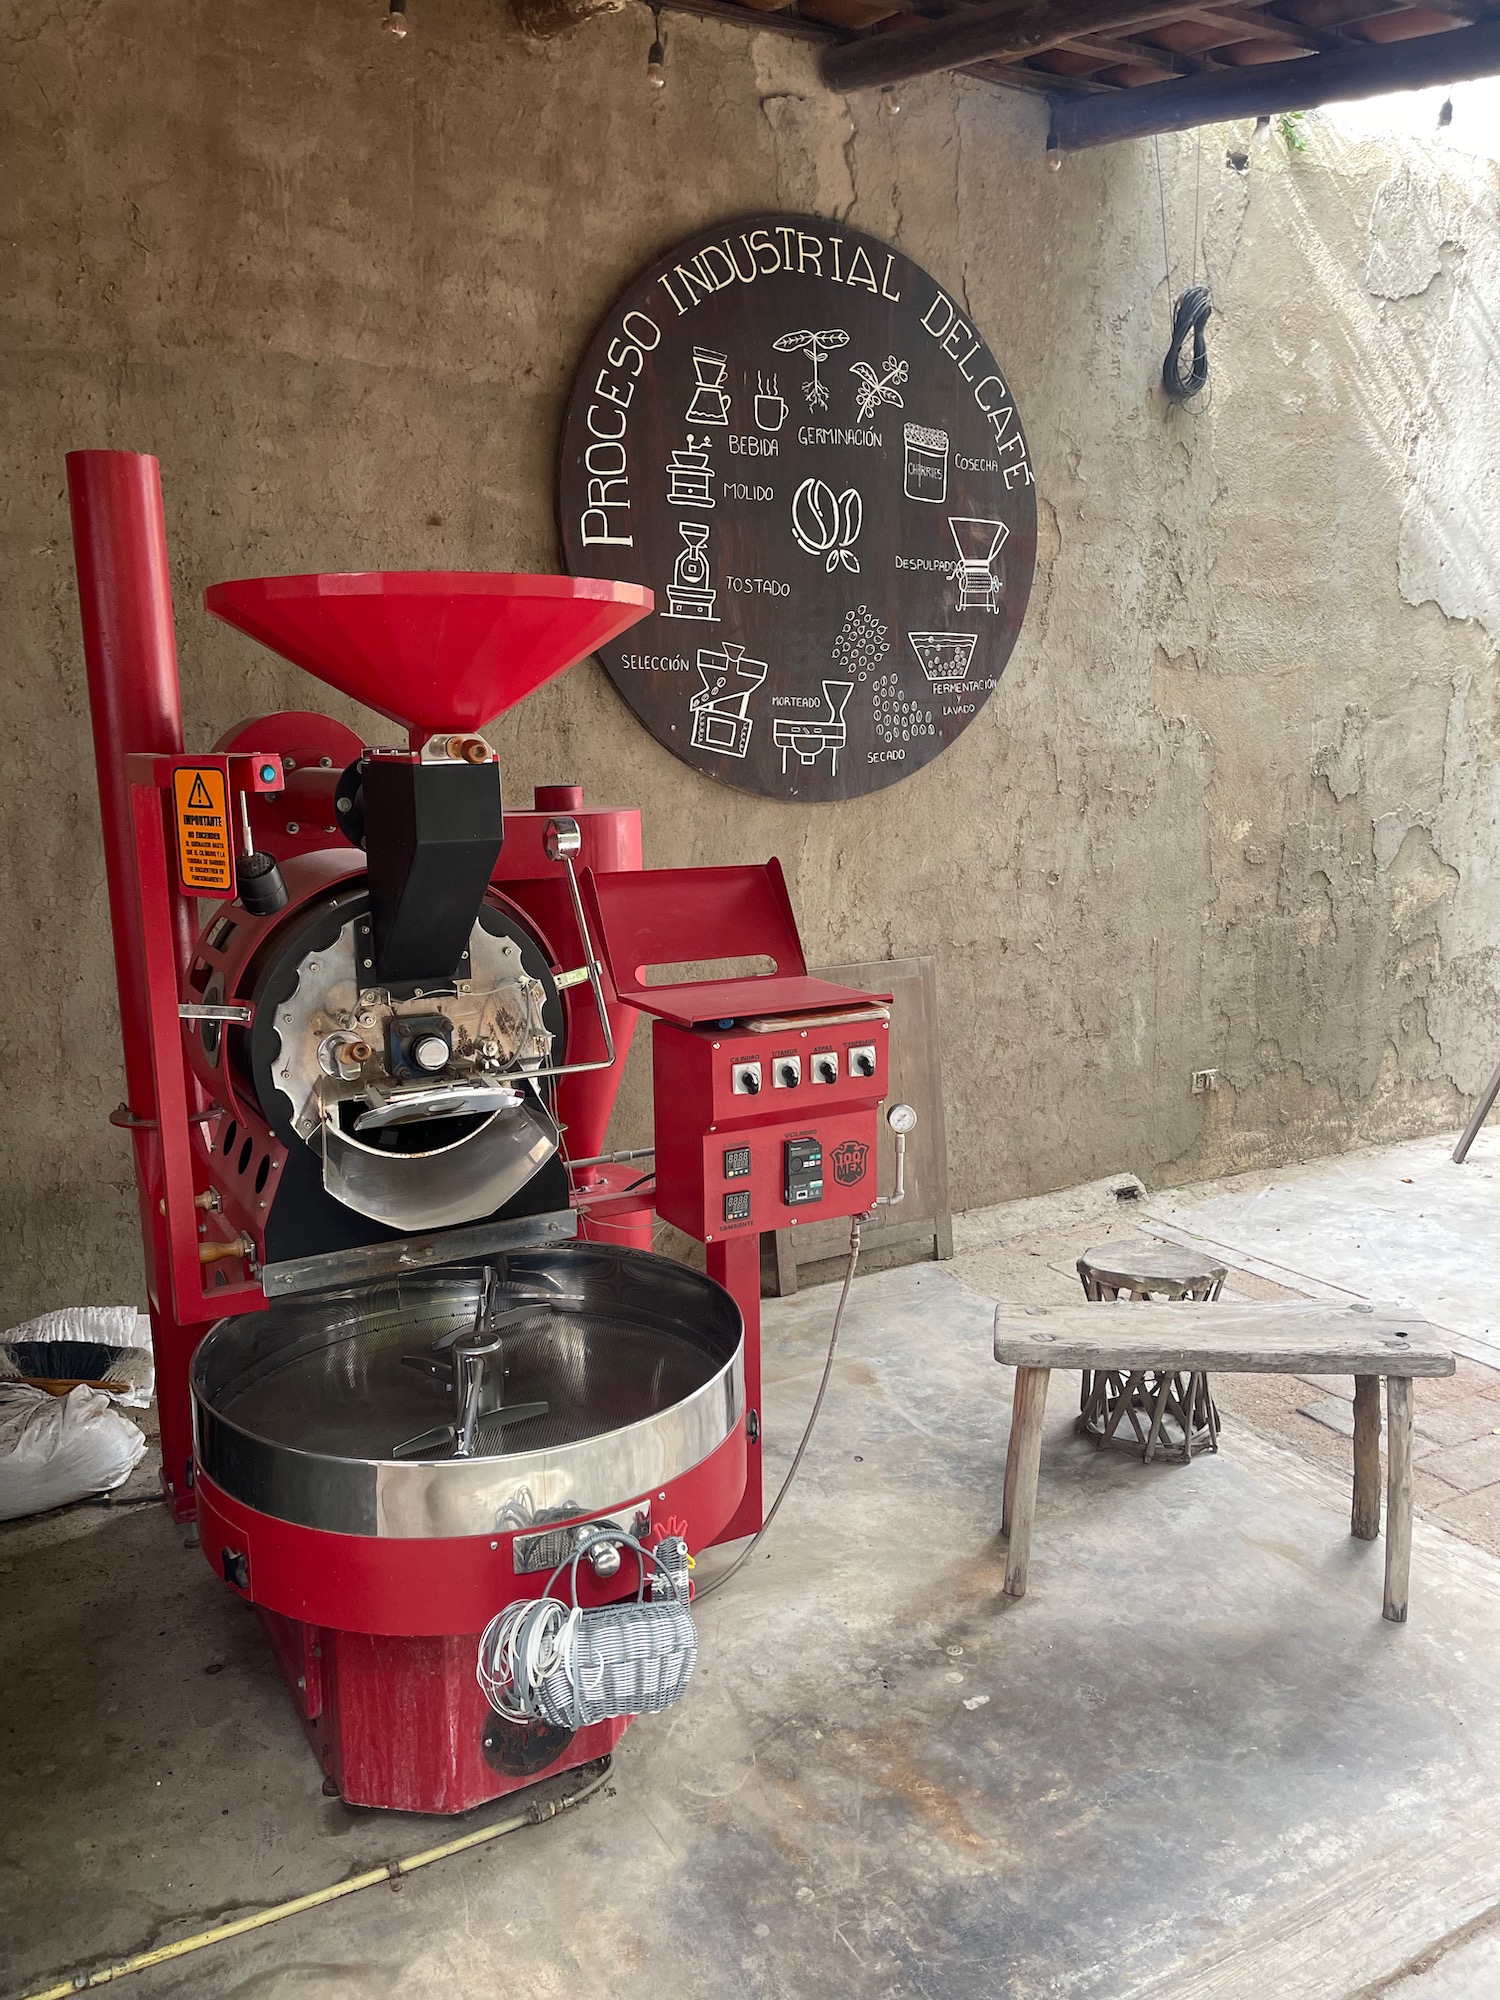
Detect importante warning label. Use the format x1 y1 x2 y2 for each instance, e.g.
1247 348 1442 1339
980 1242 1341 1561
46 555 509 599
173 765 233 895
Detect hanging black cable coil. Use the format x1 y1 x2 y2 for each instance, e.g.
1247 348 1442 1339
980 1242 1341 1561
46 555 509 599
1162 284 1212 402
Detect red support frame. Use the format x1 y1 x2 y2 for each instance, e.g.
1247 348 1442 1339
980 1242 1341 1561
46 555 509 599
708 1234 763 1545
126 768 265 1327
124 762 265 1508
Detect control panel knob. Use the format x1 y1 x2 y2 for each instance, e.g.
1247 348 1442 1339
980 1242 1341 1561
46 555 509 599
775 1058 801 1088
743 1070 760 1094
412 1035 450 1072
851 1046 876 1078
815 1056 838 1084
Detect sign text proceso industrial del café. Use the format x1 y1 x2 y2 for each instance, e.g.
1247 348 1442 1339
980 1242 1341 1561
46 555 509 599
557 215 1037 803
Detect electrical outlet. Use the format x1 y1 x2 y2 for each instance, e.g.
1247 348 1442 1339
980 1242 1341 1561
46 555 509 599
1191 1068 1219 1094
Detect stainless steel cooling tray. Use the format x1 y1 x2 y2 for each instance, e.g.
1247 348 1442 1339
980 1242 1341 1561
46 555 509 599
191 1243 743 1538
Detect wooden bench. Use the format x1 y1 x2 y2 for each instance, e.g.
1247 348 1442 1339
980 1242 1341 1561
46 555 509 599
993 1302 1454 1623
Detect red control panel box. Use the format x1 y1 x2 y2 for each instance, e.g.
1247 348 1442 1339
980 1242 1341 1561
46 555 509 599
651 1011 889 1243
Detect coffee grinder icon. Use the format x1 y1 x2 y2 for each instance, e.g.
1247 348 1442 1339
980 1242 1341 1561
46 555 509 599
664 521 719 622
686 348 731 426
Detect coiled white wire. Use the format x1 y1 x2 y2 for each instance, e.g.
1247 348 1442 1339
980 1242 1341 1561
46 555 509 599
477 1531 695 1728
477 1594 586 1722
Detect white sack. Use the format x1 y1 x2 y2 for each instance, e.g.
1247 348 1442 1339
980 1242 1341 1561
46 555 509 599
0 1383 147 1522
0 1306 154 1407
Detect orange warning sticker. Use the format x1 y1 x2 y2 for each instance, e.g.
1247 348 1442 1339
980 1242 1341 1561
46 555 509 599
173 765 234 895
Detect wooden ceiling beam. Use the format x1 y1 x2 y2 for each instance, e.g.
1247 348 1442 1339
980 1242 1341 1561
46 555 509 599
822 0 1218 89
1048 11 1500 146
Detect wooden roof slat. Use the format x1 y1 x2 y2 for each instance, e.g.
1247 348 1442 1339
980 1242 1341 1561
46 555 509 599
661 0 839 38
1355 4 1472 35
1211 33 1322 53
1026 41 1121 66
821 0 1230 89
965 54 1121 81
1176 4 1328 41
800 0 907 28
1276 0 1418 27
1144 14 1253 47
1049 10 1500 143
1055 28 1195 63
656 0 1500 136
1097 53 1190 71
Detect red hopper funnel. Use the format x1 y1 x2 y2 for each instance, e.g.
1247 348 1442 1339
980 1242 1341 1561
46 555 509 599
204 572 653 740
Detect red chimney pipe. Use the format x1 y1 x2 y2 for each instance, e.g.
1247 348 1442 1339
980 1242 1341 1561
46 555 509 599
66 450 192 1123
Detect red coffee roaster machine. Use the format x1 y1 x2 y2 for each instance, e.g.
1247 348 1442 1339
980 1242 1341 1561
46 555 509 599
66 450 897 1813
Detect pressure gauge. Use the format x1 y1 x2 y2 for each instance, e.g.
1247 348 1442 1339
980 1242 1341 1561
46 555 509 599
887 1102 918 1136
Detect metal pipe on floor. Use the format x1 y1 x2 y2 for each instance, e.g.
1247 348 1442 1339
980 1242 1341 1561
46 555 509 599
19 1759 613 2000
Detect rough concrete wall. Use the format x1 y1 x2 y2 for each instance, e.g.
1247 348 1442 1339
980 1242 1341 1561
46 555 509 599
2 0 1497 1317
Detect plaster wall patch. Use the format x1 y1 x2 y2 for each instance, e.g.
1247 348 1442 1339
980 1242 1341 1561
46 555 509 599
1395 171 1500 642
1366 167 1449 301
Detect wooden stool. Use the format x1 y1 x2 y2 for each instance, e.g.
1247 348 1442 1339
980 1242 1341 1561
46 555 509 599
1075 1242 1228 1464
995 1301 1454 1621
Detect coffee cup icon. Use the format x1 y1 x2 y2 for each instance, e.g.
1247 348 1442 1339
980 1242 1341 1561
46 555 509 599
755 373 787 434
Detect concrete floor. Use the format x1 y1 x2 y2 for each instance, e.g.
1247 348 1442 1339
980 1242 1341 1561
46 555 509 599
1145 1128 1500 1368
7 1170 1500 1998
948 1147 1500 1571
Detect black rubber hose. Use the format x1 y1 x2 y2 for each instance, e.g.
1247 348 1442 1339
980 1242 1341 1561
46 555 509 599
1162 284 1212 403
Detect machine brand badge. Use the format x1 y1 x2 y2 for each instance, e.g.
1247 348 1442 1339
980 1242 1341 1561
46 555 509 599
830 1139 871 1188
172 763 234 896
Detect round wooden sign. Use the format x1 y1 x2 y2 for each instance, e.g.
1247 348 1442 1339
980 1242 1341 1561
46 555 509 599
557 215 1036 802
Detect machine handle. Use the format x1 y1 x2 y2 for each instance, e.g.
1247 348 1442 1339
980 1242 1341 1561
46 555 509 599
199 1236 253 1265
522 818 618 1085
178 1001 254 1025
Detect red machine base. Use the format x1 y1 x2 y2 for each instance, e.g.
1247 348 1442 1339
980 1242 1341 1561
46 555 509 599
257 1607 627 1814
195 1417 750 1813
